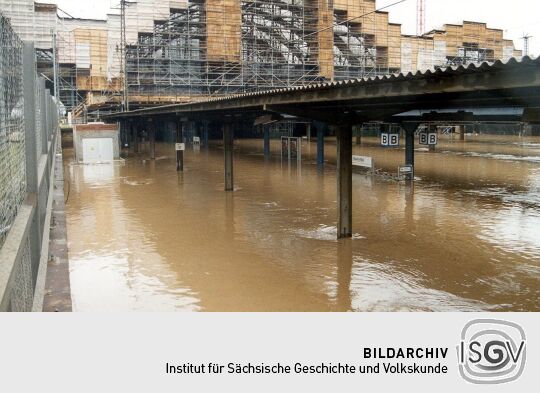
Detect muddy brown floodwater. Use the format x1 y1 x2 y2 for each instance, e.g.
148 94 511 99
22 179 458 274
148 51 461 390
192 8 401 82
63 133 540 311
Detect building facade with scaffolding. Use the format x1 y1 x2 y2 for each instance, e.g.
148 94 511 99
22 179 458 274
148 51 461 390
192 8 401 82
0 0 523 120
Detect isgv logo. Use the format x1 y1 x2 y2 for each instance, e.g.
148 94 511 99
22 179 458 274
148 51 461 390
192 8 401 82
457 319 526 384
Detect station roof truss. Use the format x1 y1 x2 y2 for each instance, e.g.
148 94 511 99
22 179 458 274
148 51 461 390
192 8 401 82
106 56 540 125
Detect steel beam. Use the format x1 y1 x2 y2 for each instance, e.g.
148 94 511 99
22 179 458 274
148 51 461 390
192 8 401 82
104 58 540 121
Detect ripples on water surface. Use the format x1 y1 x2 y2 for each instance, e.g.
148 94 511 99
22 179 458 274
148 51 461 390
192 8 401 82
64 134 540 311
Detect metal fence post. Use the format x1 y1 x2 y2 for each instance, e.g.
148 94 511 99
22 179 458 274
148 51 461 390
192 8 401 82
40 79 48 155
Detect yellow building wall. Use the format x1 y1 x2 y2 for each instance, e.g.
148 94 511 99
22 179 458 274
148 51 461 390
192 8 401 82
316 0 335 79
205 0 242 62
74 28 110 91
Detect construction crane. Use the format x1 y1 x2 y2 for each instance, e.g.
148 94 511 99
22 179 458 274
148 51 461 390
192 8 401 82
522 33 533 57
417 0 426 36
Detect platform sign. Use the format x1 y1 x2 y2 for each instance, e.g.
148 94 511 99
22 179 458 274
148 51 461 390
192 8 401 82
419 132 438 146
352 155 374 170
380 133 400 147
398 165 414 179
175 143 185 151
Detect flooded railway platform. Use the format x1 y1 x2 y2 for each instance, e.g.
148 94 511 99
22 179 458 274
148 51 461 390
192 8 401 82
62 134 540 311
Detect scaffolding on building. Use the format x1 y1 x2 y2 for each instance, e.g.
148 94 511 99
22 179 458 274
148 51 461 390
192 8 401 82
424 21 520 69
124 0 395 102
0 1 523 118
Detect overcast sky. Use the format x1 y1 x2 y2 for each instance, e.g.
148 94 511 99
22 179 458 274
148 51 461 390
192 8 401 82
44 0 540 56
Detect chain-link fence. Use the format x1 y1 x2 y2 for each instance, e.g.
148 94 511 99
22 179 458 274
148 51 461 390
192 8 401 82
0 14 25 247
0 13 60 312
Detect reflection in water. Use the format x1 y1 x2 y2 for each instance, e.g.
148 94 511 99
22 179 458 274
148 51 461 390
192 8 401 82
64 135 540 311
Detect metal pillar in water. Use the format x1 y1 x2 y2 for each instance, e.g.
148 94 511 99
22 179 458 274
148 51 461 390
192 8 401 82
128 121 135 150
133 121 139 153
203 121 209 147
402 123 419 181
194 122 200 144
336 124 353 239
223 123 234 191
176 121 184 172
126 121 132 148
316 122 325 167
148 119 156 160
263 125 270 158
459 125 466 141
120 121 127 150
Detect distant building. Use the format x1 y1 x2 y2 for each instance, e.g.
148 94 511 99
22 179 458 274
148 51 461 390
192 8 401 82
0 0 522 117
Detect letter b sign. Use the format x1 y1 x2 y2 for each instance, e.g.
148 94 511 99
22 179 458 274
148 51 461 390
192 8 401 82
420 132 438 146
381 133 399 147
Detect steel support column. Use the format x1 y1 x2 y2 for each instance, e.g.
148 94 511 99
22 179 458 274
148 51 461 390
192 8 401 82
402 123 419 181
121 121 127 149
125 121 131 149
176 121 184 172
336 124 353 239
133 121 139 153
355 125 362 145
129 121 134 150
148 119 156 160
316 122 325 166
263 125 270 158
203 121 209 147
223 123 234 191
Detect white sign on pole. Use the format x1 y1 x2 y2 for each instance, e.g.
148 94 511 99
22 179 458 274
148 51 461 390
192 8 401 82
352 155 374 170
398 165 414 180
398 165 414 176
175 143 185 151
